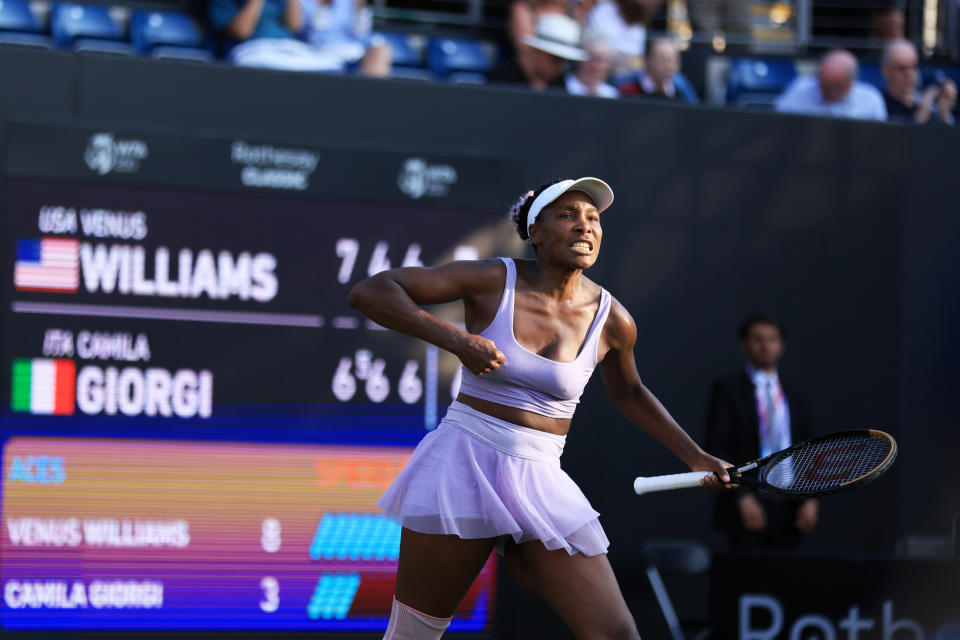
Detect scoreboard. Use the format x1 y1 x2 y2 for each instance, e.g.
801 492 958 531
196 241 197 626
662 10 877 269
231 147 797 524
2 437 494 631
0 121 521 635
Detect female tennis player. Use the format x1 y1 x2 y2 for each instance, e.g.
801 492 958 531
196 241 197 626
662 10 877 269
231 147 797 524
348 177 731 640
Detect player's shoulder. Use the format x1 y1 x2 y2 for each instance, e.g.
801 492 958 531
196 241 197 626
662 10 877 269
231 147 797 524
436 257 507 294
596 288 637 344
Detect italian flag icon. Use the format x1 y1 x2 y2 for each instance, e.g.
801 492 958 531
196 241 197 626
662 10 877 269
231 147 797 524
10 358 76 415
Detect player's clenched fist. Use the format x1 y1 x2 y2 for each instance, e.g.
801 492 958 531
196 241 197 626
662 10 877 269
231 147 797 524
455 333 506 376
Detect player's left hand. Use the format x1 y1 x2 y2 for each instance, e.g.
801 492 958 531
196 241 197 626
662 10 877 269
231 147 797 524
690 452 736 492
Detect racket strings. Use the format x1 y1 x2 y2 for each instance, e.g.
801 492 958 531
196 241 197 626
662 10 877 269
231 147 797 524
763 434 892 494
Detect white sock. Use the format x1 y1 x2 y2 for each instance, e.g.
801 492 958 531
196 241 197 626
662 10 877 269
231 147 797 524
383 597 452 640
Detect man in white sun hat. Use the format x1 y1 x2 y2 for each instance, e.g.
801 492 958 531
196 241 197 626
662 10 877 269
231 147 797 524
350 177 731 639
490 14 589 91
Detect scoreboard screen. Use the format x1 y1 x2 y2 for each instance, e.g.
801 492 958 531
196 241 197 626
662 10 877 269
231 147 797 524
2 436 495 631
0 122 520 635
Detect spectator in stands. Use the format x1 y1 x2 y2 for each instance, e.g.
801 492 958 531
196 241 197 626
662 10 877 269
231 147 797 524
209 0 339 71
489 13 587 91
706 314 819 552
296 0 391 76
617 37 697 103
584 0 663 77
509 0 596 49
881 39 956 125
565 31 618 98
775 49 886 121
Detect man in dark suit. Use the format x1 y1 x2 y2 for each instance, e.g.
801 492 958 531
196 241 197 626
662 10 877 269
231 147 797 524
706 314 819 551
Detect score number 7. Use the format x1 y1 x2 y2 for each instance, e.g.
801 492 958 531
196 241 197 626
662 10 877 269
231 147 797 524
336 239 423 284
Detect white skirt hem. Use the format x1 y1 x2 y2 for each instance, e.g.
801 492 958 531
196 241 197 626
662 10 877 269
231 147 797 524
377 403 610 557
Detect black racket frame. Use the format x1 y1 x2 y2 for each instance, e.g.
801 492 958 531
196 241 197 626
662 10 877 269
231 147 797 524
718 429 898 499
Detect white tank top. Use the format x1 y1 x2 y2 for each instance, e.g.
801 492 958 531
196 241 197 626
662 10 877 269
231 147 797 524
458 257 612 419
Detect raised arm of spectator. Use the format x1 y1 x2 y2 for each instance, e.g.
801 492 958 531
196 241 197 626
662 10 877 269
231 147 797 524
210 0 266 41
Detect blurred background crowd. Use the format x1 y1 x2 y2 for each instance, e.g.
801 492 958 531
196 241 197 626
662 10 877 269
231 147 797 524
2 0 958 124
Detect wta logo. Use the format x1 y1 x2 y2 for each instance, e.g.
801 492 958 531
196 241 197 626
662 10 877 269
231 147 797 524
10 358 213 419
13 236 278 302
84 132 149 175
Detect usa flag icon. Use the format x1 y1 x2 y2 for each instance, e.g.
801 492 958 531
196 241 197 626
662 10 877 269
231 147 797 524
13 237 80 293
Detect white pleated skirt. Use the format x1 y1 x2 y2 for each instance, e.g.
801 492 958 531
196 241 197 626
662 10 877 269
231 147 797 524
377 401 609 556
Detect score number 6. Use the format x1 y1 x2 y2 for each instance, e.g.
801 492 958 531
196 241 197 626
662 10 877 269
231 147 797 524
333 352 422 404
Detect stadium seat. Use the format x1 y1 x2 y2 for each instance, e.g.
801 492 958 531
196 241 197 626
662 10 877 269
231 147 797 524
50 3 128 53
374 31 424 69
0 0 51 48
727 57 797 109
859 62 885 92
0 0 39 31
426 36 493 81
130 10 206 57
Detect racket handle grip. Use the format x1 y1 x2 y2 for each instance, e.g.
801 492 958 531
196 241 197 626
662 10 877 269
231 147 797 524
633 471 712 495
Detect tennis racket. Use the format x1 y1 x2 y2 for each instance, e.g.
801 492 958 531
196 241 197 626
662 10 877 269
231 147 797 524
633 429 897 498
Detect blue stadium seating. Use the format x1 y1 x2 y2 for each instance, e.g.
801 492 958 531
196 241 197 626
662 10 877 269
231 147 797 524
0 0 50 47
426 36 493 81
374 31 423 69
859 62 885 92
130 10 206 57
375 31 434 81
727 58 797 109
50 3 128 53
0 0 40 32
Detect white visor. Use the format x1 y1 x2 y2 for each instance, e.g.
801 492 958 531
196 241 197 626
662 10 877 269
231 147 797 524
526 177 614 239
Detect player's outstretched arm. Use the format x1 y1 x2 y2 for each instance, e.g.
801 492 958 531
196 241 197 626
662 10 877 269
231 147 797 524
599 299 731 487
